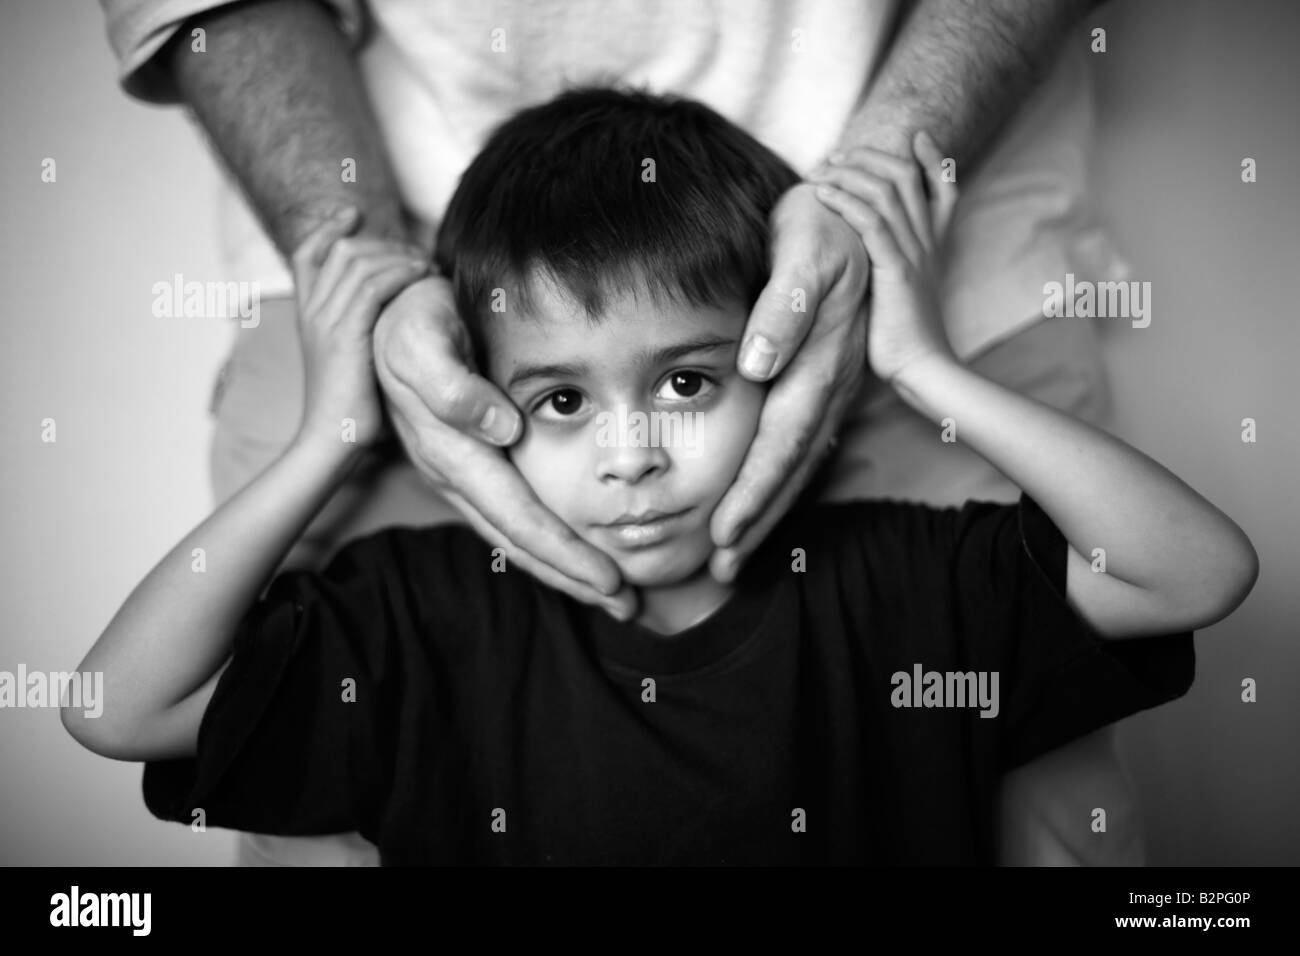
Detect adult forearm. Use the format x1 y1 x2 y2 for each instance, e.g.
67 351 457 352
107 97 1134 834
169 0 409 254
840 0 1098 162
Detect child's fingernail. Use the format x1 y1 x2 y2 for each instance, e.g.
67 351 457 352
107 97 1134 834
827 150 845 163
815 184 835 199
336 206 357 221
740 334 778 378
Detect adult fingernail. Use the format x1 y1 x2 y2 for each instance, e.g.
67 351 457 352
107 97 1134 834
716 516 744 549
827 150 846 163
479 406 520 445
740 334 778 378
715 550 739 581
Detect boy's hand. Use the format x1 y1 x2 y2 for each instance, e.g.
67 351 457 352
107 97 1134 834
289 208 428 450
808 130 960 383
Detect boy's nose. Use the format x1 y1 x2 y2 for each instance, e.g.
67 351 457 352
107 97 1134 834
594 433 671 484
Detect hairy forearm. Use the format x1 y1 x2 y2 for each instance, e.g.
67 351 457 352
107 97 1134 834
169 0 409 254
893 353 1256 612
840 0 1098 162
70 435 362 749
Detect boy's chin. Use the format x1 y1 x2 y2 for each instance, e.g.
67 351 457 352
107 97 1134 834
606 541 714 589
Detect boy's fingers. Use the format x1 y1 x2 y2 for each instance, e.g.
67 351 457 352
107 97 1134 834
327 255 426 329
308 237 426 315
815 147 931 251
809 165 924 266
813 184 909 273
913 131 959 242
290 207 359 290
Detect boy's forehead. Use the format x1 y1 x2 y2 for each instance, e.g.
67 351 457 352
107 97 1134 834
486 284 748 377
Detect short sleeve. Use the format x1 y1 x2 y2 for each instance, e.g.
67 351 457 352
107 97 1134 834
99 0 368 103
946 493 1196 770
142 529 408 839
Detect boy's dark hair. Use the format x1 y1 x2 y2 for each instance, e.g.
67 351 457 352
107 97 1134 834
434 84 801 356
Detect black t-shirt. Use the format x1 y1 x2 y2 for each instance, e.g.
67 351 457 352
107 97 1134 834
143 494 1194 864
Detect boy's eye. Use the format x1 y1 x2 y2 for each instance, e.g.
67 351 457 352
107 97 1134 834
534 388 585 419
656 371 714 402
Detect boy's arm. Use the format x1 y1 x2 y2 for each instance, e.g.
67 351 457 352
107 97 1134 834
63 434 363 760
891 356 1257 638
64 216 426 760
810 134 1258 640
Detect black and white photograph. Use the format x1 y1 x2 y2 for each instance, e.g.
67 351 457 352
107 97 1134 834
1 0 1296 933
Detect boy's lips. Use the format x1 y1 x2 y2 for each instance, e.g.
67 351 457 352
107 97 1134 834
601 508 687 526
595 507 692 548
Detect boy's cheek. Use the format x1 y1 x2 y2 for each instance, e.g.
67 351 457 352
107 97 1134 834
703 383 765 471
508 430 585 518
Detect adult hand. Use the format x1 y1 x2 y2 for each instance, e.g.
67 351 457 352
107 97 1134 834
708 182 872 583
372 276 638 620
808 134 960 383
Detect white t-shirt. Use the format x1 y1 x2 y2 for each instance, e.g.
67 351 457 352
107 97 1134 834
104 0 1127 359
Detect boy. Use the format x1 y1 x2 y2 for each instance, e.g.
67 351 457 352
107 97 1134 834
64 87 1257 865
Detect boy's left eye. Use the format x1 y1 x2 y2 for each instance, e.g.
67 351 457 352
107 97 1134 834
656 371 715 402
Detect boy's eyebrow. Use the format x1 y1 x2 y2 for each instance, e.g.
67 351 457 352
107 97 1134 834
506 333 737 389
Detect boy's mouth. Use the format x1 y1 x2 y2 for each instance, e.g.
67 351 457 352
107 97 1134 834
595 507 693 548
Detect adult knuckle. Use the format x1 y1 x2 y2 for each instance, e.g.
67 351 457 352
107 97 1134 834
432 376 475 415
414 428 449 468
782 424 815 467
813 363 841 402
883 153 910 177
835 338 867 383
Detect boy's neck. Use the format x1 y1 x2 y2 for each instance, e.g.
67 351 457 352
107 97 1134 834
633 564 735 636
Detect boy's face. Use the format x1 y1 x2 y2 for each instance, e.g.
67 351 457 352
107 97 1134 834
483 277 765 587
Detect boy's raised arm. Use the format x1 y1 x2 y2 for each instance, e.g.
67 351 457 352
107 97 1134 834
892 354 1258 638
63 215 427 760
809 133 1258 639
64 432 364 760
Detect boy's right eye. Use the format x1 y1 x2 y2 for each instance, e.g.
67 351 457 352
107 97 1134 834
532 388 586 421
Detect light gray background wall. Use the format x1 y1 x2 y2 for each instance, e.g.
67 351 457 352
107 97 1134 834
1 0 1296 865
